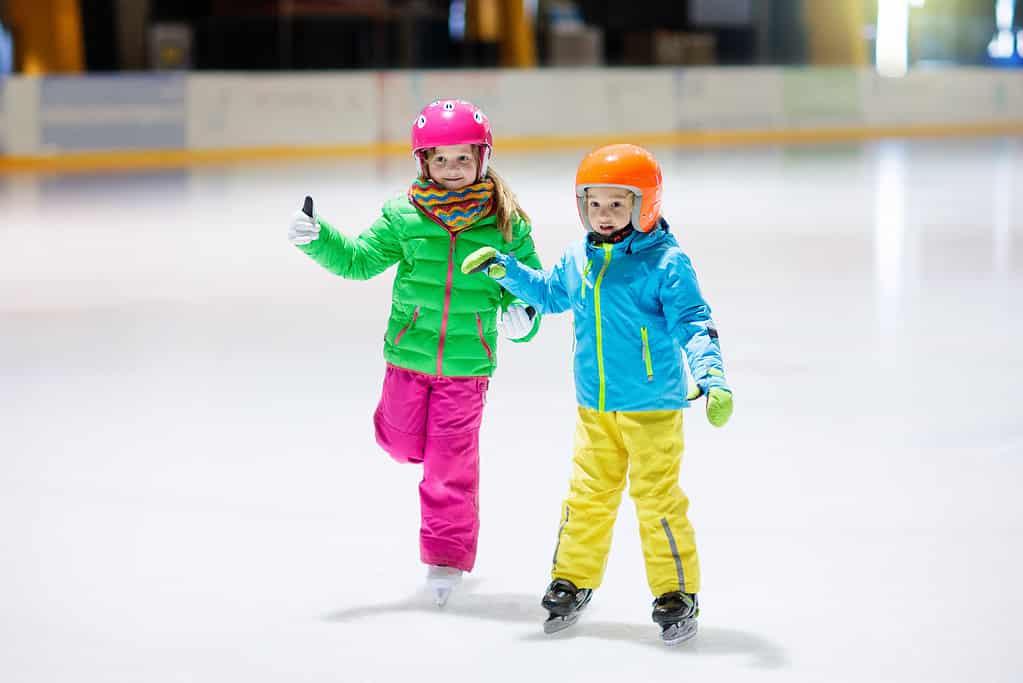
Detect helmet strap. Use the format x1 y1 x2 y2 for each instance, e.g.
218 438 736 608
478 145 491 180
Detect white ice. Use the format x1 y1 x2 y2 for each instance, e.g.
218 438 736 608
1 139 1022 682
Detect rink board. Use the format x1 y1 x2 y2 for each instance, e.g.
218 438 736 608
1 67 1022 171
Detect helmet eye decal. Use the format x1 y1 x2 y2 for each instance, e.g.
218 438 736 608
443 101 455 111
417 115 427 128
473 111 483 123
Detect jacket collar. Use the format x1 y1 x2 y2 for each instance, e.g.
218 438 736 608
586 217 671 255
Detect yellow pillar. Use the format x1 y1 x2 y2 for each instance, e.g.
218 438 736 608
8 0 85 74
499 0 537 68
466 0 536 67
802 0 867 65
465 0 501 43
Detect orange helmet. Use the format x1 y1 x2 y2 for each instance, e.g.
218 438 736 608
575 144 663 233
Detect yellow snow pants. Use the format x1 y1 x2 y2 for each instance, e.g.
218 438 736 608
550 407 700 596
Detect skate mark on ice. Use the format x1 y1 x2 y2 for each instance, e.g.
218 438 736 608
323 585 545 625
520 623 787 668
325 591 785 667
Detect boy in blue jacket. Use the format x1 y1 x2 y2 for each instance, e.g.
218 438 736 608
461 144 733 645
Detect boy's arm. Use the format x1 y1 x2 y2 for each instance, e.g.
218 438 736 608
462 247 573 315
498 226 545 342
298 210 403 281
500 225 543 308
660 253 729 396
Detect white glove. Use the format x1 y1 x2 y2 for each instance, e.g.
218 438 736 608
288 209 320 246
498 304 535 340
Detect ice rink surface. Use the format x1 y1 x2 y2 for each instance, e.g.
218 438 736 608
1 138 1021 682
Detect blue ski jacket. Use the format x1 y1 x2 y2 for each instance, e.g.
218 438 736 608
491 219 728 412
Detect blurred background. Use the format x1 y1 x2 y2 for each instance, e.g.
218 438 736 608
1 0 1022 168
2 0 1023 73
1 3 1022 683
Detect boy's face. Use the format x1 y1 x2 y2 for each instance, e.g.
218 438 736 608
585 187 635 236
425 144 480 190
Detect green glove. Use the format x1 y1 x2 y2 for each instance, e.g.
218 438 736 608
461 247 506 279
706 388 733 428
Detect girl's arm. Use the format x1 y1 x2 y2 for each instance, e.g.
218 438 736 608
298 210 402 281
660 252 729 395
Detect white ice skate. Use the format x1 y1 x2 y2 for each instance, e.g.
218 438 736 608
426 565 463 607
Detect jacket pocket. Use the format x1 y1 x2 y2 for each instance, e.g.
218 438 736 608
394 306 420 346
476 313 494 362
640 326 654 382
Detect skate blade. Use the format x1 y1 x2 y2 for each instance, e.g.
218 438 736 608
427 574 461 608
660 620 698 646
543 613 580 634
433 587 452 607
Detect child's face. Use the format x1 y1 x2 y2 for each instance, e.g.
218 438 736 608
585 187 635 235
425 144 480 190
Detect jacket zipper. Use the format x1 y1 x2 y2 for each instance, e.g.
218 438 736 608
594 244 612 411
580 260 592 300
475 313 493 363
640 326 654 382
436 231 459 375
394 306 420 346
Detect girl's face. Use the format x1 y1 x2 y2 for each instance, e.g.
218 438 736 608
425 144 480 190
585 187 635 235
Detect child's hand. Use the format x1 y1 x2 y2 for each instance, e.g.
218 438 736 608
289 196 320 245
461 247 506 278
706 388 733 428
498 304 535 340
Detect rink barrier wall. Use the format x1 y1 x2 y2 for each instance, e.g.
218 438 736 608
3 122 1023 174
1 67 1022 173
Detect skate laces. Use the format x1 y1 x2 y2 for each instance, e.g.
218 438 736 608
549 579 577 597
654 591 696 612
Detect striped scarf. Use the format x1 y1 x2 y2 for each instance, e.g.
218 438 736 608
409 178 495 231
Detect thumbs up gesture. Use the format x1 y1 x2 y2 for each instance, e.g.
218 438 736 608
289 196 320 246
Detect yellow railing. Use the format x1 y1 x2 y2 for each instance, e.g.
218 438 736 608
3 122 1022 175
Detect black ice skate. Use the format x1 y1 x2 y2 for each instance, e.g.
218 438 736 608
541 579 593 634
652 591 699 646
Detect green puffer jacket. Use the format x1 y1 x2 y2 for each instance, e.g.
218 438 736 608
299 194 542 377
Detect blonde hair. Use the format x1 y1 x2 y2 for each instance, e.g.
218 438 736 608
486 166 529 242
422 147 529 242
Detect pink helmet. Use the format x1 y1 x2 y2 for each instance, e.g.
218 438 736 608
411 99 493 180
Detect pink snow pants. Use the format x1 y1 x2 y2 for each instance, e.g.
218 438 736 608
373 364 489 572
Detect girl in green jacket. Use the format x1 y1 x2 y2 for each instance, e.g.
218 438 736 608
287 100 542 606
